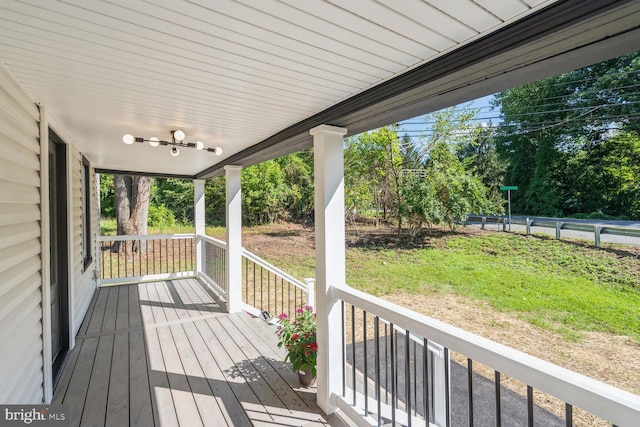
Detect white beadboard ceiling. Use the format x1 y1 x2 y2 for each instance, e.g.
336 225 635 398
0 0 635 177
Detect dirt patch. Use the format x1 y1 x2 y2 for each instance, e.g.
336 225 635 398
243 222 315 259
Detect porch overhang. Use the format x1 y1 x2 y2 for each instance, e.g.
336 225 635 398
1 0 639 179
196 0 640 179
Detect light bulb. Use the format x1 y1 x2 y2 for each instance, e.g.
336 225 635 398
148 137 160 147
195 141 204 150
213 147 223 156
170 146 180 156
173 130 185 142
122 134 135 145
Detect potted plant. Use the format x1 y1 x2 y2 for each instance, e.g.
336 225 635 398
276 306 318 386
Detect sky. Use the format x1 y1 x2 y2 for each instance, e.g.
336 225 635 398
397 94 500 142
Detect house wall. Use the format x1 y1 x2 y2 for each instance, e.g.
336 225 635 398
0 62 45 403
69 147 98 340
0 62 98 404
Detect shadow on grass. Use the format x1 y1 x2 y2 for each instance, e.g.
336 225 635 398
346 227 471 251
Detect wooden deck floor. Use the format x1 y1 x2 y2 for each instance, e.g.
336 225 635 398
53 278 338 426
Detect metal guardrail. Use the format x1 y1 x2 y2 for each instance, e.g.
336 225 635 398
466 215 640 247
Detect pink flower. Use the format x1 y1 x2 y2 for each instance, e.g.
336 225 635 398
304 305 313 312
278 313 288 320
291 333 299 341
296 308 304 314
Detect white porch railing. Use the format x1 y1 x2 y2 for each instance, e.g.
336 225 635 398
197 234 312 319
332 285 640 427
240 247 312 319
197 234 228 297
97 234 195 286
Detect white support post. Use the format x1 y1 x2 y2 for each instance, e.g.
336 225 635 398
194 179 205 276
304 278 316 309
311 124 347 414
225 166 243 313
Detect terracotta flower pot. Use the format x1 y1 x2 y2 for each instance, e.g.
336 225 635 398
298 366 316 387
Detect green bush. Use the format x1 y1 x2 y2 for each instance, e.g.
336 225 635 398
148 204 176 227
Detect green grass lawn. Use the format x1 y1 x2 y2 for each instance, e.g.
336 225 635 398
352 234 639 341
100 218 225 237
270 231 640 343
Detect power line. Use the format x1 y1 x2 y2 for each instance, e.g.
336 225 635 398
400 83 640 126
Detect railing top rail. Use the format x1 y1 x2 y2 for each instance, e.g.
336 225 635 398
241 247 308 293
198 234 228 249
98 233 195 242
334 284 640 425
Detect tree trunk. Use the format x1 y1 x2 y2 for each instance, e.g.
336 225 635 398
112 174 151 253
131 176 151 253
114 175 132 236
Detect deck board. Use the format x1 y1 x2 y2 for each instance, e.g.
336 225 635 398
181 319 252 426
63 337 99 427
106 331 128 427
128 284 144 329
128 328 154 427
233 311 319 408
85 288 109 335
193 316 274 424
114 285 129 330
81 335 113 426
53 279 337 427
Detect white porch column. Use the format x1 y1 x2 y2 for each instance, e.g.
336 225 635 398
311 124 347 414
194 179 205 276
225 165 243 313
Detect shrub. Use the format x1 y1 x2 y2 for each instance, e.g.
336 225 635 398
148 204 176 227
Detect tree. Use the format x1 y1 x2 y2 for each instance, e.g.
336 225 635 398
276 150 315 222
99 174 115 218
113 175 151 251
565 131 640 218
398 174 441 237
205 177 226 226
424 141 492 229
494 51 640 218
398 106 496 230
344 126 403 225
242 160 289 225
459 125 506 213
415 106 479 164
153 178 194 224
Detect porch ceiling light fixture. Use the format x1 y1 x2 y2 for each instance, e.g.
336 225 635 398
122 130 223 157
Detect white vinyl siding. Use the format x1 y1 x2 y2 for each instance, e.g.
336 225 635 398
0 62 43 403
70 147 96 336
